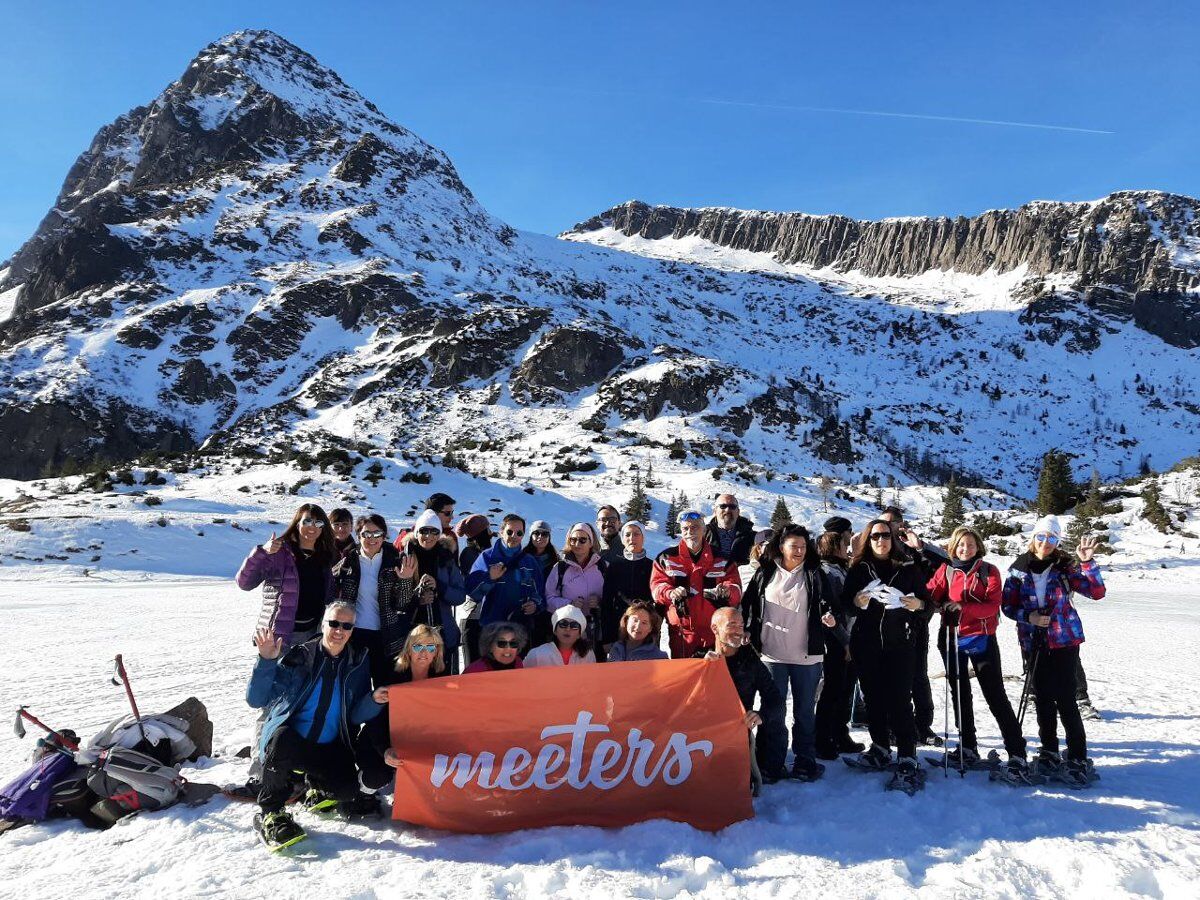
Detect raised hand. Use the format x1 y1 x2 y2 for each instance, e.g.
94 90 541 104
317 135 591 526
1077 535 1098 562
398 553 418 580
900 529 923 550
263 532 282 554
254 627 283 659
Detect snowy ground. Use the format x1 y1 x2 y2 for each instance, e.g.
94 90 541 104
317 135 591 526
1 571 1197 899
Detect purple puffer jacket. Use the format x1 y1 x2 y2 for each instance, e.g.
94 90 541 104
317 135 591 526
236 542 334 641
545 553 607 612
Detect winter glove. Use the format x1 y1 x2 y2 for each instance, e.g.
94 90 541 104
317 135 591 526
673 592 691 617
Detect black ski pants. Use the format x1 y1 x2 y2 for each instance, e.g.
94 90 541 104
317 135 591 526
814 646 855 750
911 623 934 733
938 628 1026 758
354 713 393 792
853 633 918 759
1033 644 1087 761
259 726 358 813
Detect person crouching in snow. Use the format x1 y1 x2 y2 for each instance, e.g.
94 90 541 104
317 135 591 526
1002 516 1105 788
246 601 385 848
707 607 789 787
652 509 743 658
524 605 597 667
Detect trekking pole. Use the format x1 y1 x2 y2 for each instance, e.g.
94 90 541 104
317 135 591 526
111 654 150 744
13 706 80 750
1017 623 1044 727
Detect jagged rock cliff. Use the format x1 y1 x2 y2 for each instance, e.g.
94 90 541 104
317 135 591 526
568 194 1200 347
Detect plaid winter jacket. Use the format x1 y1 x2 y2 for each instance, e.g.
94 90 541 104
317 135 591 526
1001 552 1105 651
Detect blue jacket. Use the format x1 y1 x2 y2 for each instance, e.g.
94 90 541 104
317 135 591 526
246 638 382 755
464 538 545 625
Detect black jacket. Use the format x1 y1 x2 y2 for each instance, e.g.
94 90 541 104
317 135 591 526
705 516 757 566
740 560 833 657
600 555 654 643
332 543 415 658
841 556 932 649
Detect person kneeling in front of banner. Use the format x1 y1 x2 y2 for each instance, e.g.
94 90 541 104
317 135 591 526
525 605 598 667
247 601 386 848
463 621 528 674
707 607 789 786
606 601 669 662
359 625 448 791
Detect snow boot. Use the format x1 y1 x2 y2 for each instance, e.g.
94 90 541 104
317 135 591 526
255 810 306 851
1077 700 1103 722
837 736 866 755
886 758 925 795
918 728 945 748
338 792 384 820
1035 750 1063 780
845 743 892 771
789 757 826 783
1054 759 1091 789
302 788 338 814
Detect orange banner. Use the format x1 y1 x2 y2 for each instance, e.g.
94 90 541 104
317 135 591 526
388 658 754 833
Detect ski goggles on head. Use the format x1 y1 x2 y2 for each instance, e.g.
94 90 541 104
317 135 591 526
1033 533 1060 546
677 511 704 524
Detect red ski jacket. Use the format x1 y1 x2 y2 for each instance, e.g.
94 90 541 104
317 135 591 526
926 559 1002 637
651 540 742 658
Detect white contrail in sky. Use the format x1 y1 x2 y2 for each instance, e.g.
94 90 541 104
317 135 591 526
696 97 1116 135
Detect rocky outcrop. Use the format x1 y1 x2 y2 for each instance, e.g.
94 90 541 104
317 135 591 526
510 326 626 403
570 192 1200 347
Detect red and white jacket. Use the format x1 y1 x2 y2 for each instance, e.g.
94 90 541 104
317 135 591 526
926 559 1002 638
651 540 742 658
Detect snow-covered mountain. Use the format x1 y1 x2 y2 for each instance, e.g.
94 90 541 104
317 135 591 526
2 29 1198 499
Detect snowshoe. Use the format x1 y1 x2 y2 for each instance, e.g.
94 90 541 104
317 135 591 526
1050 759 1092 789
923 746 988 772
789 757 826 783
223 779 304 805
1034 750 1063 780
1077 700 1103 722
302 788 338 814
844 744 893 772
886 759 926 795
989 756 1046 787
255 810 306 851
1082 758 1100 783
338 792 384 820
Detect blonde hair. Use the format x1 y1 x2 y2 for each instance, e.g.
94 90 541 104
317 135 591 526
945 526 986 561
395 624 446 674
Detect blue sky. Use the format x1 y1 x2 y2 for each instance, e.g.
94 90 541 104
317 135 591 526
1 1 1195 259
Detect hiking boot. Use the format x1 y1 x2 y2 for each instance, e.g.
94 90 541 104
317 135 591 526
815 743 841 761
255 810 306 850
852 744 893 770
886 758 925 795
836 736 866 755
759 767 791 785
1059 759 1091 789
1077 700 1103 722
790 757 826 782
302 788 337 814
338 792 383 819
1035 750 1062 778
918 728 945 748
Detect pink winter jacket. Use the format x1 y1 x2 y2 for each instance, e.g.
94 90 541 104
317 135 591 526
545 553 606 612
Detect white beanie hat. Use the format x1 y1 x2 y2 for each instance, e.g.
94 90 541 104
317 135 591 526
551 605 588 629
413 509 442 533
1031 515 1062 540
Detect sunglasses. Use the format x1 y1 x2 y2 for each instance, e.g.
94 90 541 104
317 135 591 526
677 512 703 523
717 503 738 510
532 530 550 538
411 643 438 654
568 536 591 544
360 529 385 539
555 621 582 630
1034 533 1061 546
504 529 525 537
869 533 892 542
494 639 521 649
437 509 453 517
300 518 326 528
325 620 355 631
417 527 441 536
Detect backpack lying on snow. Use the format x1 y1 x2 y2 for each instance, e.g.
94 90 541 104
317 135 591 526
76 746 186 828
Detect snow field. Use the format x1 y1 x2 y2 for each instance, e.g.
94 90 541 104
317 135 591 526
0 572 1197 899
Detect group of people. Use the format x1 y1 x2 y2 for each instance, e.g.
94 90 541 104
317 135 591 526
232 490 1106 846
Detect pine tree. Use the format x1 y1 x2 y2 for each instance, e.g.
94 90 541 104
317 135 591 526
1066 470 1110 552
1141 480 1172 533
645 459 657 488
817 475 833 512
770 497 792 530
1035 450 1075 515
940 474 966 537
625 472 648 522
666 493 680 538
506 460 516 480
